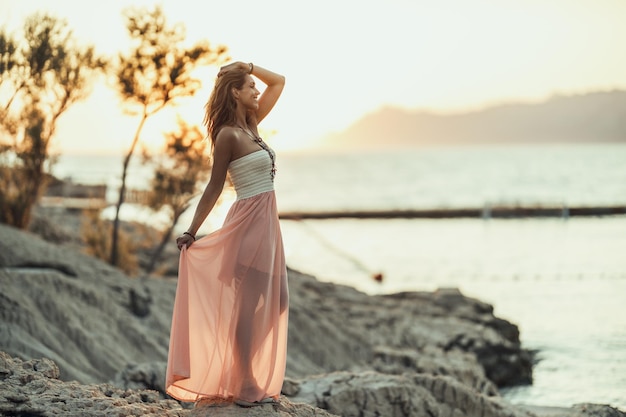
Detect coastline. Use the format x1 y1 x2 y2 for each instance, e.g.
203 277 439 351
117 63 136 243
0 212 624 415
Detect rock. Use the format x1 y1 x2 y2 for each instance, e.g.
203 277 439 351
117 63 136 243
0 223 531 391
190 398 338 417
0 223 176 384
0 351 335 417
521 404 626 417
371 345 498 395
129 286 153 317
282 377 301 396
0 351 186 417
285 371 537 417
285 272 532 387
28 208 76 245
570 404 626 417
33 357 60 379
113 361 167 395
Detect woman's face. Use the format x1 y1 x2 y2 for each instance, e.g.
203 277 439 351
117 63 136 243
235 75 260 109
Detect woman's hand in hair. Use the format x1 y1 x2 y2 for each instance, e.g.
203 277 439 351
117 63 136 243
217 61 250 77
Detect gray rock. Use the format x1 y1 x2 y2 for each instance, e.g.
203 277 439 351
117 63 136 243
371 345 498 395
113 361 167 395
0 351 186 417
0 223 531 390
521 404 626 417
570 404 626 417
285 371 537 417
0 224 176 383
286 273 532 387
0 351 335 417
190 398 338 417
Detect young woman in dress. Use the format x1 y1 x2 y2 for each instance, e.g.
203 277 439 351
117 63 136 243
166 61 289 407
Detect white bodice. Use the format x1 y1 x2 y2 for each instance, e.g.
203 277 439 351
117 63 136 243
228 150 275 200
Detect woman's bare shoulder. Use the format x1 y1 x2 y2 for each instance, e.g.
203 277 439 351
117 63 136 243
215 126 242 147
212 127 237 156
215 125 253 160
216 125 238 140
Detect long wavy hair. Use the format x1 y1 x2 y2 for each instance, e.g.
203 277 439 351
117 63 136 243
203 69 248 152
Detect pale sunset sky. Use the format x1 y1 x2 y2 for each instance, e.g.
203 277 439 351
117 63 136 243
1 0 625 154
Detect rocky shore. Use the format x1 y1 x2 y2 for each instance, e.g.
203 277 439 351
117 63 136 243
1 221 624 416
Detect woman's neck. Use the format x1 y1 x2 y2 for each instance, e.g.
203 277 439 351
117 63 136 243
234 107 249 128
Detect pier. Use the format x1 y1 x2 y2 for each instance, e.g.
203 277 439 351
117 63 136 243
278 205 626 220
39 181 151 210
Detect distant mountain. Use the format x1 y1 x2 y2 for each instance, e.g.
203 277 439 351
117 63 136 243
320 90 626 148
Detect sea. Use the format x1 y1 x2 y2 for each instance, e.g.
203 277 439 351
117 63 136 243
51 143 626 410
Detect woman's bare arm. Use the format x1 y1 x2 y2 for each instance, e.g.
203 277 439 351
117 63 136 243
181 130 234 243
251 64 285 123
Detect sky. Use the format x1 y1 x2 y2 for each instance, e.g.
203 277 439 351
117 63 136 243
1 0 625 154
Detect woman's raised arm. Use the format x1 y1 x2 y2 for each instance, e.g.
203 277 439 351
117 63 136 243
250 64 285 123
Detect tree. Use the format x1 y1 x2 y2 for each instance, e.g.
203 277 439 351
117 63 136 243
0 13 105 228
142 118 213 274
111 5 228 267
81 208 138 275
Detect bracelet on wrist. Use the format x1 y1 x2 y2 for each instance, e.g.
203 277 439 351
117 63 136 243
248 62 254 74
183 231 196 241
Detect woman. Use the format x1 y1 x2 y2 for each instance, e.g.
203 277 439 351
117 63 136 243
165 61 289 407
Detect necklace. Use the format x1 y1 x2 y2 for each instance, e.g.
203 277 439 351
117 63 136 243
237 124 276 181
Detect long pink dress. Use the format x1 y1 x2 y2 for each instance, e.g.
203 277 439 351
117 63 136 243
165 149 289 403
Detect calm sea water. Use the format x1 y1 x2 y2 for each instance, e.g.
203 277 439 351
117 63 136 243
52 143 626 410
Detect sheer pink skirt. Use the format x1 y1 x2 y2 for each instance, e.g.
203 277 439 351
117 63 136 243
165 191 289 403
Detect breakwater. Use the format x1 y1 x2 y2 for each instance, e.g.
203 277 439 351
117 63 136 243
279 205 626 220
